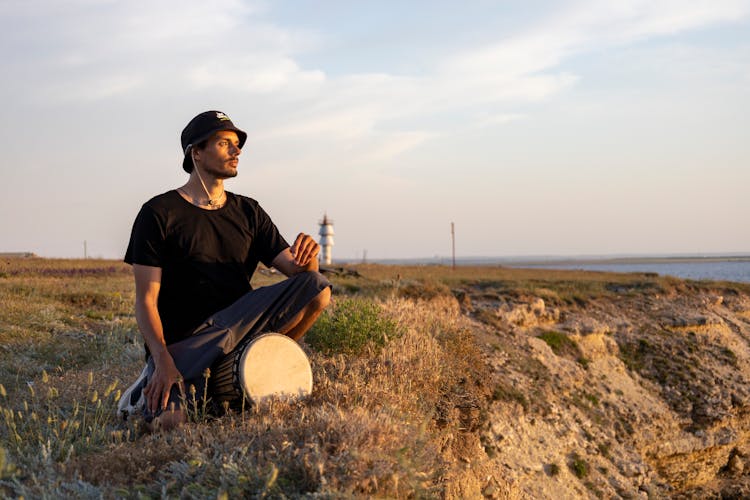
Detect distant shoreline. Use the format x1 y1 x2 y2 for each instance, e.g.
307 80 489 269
505 256 750 267
344 255 750 267
334 254 750 284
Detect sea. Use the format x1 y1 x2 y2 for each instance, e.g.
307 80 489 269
366 256 750 283
507 259 750 283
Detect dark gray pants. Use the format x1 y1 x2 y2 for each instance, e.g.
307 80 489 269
144 271 330 416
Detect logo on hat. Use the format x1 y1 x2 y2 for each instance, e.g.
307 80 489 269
216 112 230 121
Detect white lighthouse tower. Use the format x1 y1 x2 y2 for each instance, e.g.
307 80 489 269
318 214 335 265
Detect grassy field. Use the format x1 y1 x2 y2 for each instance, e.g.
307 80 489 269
1 258 748 497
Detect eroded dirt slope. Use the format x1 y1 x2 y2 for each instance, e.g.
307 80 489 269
448 279 750 498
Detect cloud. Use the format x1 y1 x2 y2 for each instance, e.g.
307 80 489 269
188 56 326 94
42 73 145 102
582 0 750 42
0 0 321 101
3 0 749 162
228 0 749 174
443 0 749 77
1 1 749 258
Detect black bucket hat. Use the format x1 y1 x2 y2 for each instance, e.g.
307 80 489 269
180 111 247 173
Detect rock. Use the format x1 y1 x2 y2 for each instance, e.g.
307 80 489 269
482 483 499 498
663 313 724 328
620 461 647 478
501 306 534 326
495 298 561 327
530 298 545 315
550 308 561 322
731 392 748 407
575 332 618 359
729 454 744 475
561 317 611 335
715 427 736 446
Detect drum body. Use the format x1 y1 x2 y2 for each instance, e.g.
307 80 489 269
210 333 313 405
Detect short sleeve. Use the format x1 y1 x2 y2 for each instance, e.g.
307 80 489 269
254 204 289 267
124 204 167 267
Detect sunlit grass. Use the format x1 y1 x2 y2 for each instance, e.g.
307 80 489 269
2 258 746 497
0 258 492 497
0 371 129 466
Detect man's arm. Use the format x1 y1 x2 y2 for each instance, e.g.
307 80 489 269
272 233 321 276
132 264 184 413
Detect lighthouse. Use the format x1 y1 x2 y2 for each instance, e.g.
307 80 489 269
318 214 335 265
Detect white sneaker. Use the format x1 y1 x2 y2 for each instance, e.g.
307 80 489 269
117 364 148 420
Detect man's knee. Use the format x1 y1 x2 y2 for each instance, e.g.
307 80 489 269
311 285 331 312
297 271 331 312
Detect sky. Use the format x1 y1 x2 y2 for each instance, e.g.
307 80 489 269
0 0 748 260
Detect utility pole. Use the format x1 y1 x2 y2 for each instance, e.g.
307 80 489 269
451 222 456 270
84 240 88 259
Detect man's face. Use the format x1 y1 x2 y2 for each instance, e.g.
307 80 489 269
194 130 242 179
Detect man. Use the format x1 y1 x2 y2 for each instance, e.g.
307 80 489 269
118 110 331 430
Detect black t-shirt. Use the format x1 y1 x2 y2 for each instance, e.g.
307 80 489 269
124 190 289 344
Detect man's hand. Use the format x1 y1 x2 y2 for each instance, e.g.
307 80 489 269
143 353 184 413
290 233 320 268
273 233 320 276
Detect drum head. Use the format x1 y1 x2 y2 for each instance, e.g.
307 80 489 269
238 333 313 403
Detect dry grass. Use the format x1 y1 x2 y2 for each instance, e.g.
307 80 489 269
0 259 491 497
3 258 745 497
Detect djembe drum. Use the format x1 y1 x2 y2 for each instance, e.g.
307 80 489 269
209 333 313 406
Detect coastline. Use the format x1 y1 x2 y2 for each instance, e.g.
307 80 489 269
335 255 750 283
504 255 750 266
343 254 750 266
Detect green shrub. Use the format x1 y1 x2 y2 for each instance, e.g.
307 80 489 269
547 463 560 477
306 298 401 355
570 453 589 479
539 332 591 372
538 331 571 353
